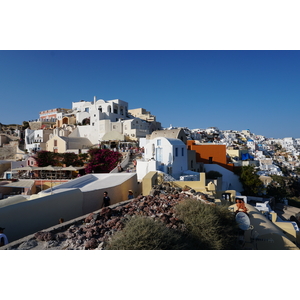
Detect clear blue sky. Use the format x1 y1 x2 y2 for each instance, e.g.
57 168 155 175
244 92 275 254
1 50 299 139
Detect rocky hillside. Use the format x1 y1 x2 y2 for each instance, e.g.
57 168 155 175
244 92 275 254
4 187 215 250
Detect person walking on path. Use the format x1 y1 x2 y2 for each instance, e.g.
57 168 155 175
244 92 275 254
102 191 111 208
128 190 134 199
0 227 8 247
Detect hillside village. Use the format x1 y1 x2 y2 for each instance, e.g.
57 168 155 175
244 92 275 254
1 96 300 250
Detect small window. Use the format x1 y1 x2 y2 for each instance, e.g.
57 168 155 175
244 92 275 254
157 139 161 146
54 139 57 146
182 148 184 156
175 148 178 157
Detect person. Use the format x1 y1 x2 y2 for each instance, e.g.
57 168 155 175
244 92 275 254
102 191 111 207
117 162 122 172
235 198 248 214
0 227 8 247
128 190 134 199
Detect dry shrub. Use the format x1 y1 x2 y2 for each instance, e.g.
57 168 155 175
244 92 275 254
106 216 189 250
174 199 239 250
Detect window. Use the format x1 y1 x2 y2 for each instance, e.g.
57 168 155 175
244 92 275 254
98 106 102 112
175 148 178 157
54 140 57 146
157 139 161 146
182 148 184 156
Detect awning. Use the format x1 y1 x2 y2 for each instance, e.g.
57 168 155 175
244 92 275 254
0 180 35 188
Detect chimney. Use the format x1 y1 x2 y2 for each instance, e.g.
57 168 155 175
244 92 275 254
94 96 97 104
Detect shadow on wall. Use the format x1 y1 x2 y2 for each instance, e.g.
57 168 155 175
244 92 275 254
0 173 142 244
0 188 83 243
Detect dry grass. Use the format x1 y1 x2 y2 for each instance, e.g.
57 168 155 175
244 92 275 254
106 216 189 250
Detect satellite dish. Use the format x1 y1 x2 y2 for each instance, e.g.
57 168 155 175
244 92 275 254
235 212 251 230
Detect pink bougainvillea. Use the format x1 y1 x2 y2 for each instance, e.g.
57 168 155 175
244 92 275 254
85 148 122 174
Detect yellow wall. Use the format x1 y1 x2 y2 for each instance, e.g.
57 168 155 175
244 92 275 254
46 136 66 153
142 171 158 196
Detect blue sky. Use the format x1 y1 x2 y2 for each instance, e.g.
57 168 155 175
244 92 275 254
1 50 299 139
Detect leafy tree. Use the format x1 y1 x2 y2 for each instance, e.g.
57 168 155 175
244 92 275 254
267 175 300 200
79 153 89 162
22 121 29 130
236 165 265 196
85 148 122 173
61 152 83 167
266 183 288 201
35 151 57 167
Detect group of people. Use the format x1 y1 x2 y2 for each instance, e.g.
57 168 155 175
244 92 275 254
101 189 135 208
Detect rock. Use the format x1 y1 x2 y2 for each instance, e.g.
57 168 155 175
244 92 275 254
46 240 59 249
34 231 55 241
85 213 94 223
18 240 38 250
84 238 98 249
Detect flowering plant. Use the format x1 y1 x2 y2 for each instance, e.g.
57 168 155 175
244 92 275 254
85 148 122 173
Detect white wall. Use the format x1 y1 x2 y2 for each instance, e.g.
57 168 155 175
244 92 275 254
137 137 188 180
0 189 83 243
204 164 243 193
0 173 141 243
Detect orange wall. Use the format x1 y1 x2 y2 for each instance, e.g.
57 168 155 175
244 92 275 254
187 141 234 171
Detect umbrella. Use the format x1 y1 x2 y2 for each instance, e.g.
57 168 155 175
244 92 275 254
41 165 56 171
61 165 85 171
11 166 36 171
61 165 85 179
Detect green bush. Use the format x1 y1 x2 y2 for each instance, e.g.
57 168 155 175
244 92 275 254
106 216 189 250
174 199 239 250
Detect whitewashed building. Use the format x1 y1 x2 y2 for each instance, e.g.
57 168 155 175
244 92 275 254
136 137 190 181
24 128 53 153
69 97 161 144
